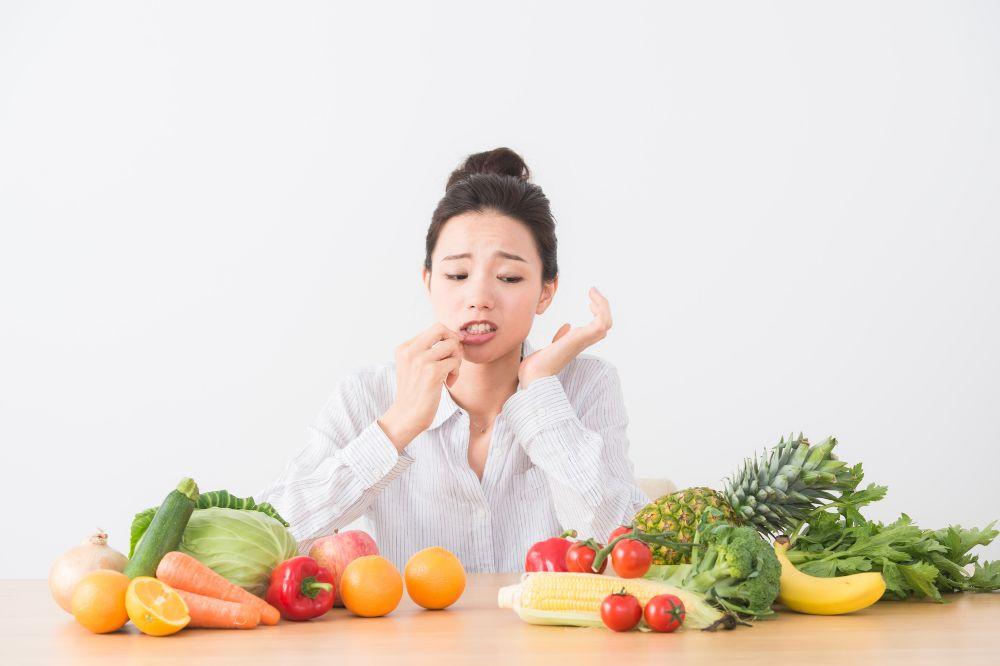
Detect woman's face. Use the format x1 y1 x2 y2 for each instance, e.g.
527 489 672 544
423 210 556 363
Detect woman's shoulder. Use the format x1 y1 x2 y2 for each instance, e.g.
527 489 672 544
555 351 620 400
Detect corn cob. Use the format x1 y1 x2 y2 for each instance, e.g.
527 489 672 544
497 571 723 630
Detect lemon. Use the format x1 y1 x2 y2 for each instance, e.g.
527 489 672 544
125 577 190 636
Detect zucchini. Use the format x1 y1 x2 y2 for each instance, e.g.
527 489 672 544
124 477 199 579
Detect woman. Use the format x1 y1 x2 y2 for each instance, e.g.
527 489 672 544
258 147 650 573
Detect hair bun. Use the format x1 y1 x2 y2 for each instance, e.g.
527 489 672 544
446 147 530 190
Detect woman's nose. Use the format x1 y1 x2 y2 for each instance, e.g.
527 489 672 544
465 273 496 309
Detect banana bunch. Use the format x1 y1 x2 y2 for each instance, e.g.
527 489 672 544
773 538 886 615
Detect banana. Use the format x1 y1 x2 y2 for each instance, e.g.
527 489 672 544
773 537 886 615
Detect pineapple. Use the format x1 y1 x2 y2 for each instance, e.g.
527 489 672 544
633 434 860 564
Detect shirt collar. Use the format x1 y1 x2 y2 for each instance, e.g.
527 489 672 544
427 337 535 431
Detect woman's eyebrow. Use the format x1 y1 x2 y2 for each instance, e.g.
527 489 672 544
441 251 526 262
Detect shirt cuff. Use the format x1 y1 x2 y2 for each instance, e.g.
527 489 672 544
339 420 414 487
504 374 578 443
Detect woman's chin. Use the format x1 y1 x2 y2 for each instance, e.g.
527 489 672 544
459 337 517 363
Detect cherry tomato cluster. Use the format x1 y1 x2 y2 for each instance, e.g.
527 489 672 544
609 536 652 578
566 540 607 574
601 590 686 633
605 525 653 578
528 523 670 578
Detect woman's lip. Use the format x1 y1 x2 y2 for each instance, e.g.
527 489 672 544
461 330 497 345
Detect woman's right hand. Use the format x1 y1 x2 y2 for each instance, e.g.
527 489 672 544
377 323 466 450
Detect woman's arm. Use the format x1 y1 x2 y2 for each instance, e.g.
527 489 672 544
504 363 649 540
257 372 414 553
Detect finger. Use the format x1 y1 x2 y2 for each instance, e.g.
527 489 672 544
589 301 612 327
589 287 613 328
426 337 461 361
445 360 461 388
412 322 464 349
439 355 462 386
589 286 609 304
552 323 571 343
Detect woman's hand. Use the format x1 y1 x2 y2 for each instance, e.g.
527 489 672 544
518 286 613 388
378 323 466 450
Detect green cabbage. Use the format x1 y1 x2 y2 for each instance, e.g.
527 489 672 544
178 507 298 597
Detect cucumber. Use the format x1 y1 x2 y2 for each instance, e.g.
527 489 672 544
124 477 199 579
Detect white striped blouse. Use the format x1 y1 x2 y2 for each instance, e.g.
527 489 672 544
256 338 651 573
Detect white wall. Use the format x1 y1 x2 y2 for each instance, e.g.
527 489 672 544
2 1 998 577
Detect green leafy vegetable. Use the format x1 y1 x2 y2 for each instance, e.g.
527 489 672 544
785 478 999 601
179 507 298 597
129 489 288 558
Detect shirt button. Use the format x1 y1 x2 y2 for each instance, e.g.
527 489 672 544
476 507 488 519
537 408 547 417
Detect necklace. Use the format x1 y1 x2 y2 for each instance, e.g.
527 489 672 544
468 414 496 434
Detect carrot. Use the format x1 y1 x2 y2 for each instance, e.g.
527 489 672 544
175 589 260 629
156 551 281 625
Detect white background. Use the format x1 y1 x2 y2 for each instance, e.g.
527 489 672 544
2 1 998 577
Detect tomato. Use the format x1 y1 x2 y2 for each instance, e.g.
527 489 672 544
565 542 606 574
611 539 652 578
608 525 632 543
644 594 686 632
600 591 643 632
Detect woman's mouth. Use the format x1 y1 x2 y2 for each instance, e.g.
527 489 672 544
461 321 497 345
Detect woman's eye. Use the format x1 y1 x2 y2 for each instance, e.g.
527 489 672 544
444 274 522 283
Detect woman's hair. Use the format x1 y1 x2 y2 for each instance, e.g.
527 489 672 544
425 147 558 284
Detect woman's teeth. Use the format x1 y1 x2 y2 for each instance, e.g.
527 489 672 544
464 325 496 334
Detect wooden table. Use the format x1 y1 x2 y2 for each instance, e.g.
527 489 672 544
3 576 998 665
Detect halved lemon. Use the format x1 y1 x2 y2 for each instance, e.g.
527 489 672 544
125 577 190 636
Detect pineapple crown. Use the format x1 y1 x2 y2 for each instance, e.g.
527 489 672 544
723 433 863 535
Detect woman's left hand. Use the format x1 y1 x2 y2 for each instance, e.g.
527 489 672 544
518 286 613 388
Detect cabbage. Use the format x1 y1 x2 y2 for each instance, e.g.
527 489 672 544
178 507 298 597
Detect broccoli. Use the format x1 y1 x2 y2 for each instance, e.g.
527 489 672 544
645 513 782 619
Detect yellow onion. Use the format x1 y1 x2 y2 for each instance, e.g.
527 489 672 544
49 529 128 613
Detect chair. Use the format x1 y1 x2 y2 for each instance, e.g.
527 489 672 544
634 477 676 502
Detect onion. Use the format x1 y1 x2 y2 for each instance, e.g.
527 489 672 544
49 529 128 613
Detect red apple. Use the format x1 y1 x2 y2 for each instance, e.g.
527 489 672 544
308 530 379 606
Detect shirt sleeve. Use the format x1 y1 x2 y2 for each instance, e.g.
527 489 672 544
503 365 650 540
256 372 414 554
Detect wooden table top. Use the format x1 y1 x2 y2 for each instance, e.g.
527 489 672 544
3 576 998 665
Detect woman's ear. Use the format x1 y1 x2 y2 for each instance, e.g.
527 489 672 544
535 276 558 315
422 267 431 294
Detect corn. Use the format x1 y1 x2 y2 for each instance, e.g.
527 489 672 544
498 572 723 630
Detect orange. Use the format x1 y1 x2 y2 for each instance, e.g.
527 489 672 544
404 547 466 610
71 569 130 633
125 577 190 636
340 555 403 617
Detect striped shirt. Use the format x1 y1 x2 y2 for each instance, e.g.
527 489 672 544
257 338 651 573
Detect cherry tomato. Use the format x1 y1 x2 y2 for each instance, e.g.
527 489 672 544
600 591 643 632
611 538 652 578
644 594 686 632
609 525 631 543
566 542 606 574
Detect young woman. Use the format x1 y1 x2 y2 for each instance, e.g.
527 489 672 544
258 148 649 573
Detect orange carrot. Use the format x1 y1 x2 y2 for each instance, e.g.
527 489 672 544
175 589 260 629
156 551 281 625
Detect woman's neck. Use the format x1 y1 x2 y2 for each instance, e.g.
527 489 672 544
447 343 522 418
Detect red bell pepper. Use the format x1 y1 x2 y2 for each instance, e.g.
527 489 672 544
524 529 578 572
265 555 336 621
